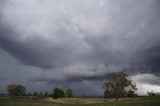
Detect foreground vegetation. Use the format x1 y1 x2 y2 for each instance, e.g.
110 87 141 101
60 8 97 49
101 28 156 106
6 72 137 100
0 96 160 106
1 72 160 106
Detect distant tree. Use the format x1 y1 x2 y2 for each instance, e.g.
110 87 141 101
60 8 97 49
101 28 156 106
65 88 74 98
147 90 155 96
7 84 26 96
127 90 136 97
45 91 48 97
28 93 32 96
33 92 38 96
49 93 53 97
39 92 43 97
104 72 137 101
53 87 64 99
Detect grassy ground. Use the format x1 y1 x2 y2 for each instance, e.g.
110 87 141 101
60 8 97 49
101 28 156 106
0 96 160 106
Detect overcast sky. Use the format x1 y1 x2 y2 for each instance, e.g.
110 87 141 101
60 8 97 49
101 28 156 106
0 0 160 96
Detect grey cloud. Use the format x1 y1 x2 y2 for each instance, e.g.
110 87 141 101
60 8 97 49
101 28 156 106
131 74 160 95
0 0 160 85
0 22 86 68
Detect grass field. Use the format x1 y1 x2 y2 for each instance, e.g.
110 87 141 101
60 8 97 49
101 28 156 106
0 96 160 106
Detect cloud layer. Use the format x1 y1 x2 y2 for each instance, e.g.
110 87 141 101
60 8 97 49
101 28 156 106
0 0 160 95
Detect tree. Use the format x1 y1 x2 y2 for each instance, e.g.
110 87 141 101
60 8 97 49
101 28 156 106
33 92 38 96
39 92 43 97
104 72 137 101
127 90 137 97
65 88 74 98
53 87 64 99
45 91 48 97
49 93 53 97
7 84 26 96
28 93 32 96
147 90 155 96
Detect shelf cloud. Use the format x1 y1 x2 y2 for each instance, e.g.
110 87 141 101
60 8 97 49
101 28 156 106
0 0 160 95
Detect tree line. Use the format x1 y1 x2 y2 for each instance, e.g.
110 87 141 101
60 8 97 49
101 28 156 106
6 84 74 99
2 72 138 101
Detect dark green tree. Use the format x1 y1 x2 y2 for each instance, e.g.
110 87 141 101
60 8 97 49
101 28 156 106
45 91 48 97
39 92 43 97
65 88 74 98
104 72 137 101
7 84 26 96
33 92 38 96
49 93 53 97
53 87 64 99
28 93 32 96
127 90 136 97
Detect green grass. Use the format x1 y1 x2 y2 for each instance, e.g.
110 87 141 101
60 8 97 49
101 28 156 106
0 96 160 106
0 97 65 106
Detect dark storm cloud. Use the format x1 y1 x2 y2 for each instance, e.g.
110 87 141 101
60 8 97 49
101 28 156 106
0 29 52 68
33 71 110 84
0 0 160 85
144 43 160 70
0 21 81 68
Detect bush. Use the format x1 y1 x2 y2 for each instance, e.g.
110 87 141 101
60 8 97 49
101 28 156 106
65 88 74 98
53 87 64 99
7 84 26 96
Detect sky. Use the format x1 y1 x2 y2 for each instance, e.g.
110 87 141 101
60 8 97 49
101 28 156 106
0 0 160 96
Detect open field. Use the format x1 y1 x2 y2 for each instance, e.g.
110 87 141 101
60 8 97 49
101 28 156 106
0 96 160 106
